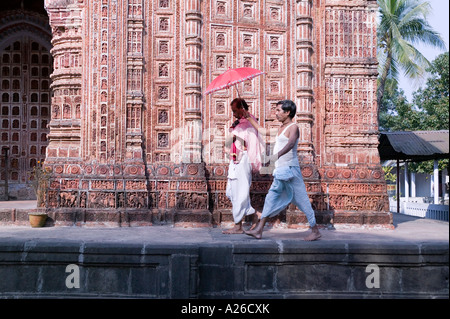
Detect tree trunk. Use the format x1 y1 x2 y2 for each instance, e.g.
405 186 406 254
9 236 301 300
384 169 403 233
377 53 392 124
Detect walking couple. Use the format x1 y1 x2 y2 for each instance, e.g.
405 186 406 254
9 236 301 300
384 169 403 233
223 98 321 241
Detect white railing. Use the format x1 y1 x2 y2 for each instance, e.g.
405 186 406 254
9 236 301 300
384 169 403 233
389 199 449 222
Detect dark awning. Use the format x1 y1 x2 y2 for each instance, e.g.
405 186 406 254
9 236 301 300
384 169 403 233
378 130 449 162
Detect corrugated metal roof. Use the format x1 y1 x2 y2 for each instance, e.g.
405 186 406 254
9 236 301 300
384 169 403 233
378 130 449 161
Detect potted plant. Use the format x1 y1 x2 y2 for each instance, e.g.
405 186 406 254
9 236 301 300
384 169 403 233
29 161 51 227
28 212 48 228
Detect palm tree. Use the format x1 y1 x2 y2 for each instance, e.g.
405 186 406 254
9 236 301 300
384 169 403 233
377 0 446 113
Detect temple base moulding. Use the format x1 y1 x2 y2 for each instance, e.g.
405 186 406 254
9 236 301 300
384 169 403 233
0 208 394 229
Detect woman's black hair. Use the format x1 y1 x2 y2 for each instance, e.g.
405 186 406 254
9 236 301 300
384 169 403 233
231 98 249 111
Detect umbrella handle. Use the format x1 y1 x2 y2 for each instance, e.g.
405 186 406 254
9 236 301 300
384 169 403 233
234 85 241 99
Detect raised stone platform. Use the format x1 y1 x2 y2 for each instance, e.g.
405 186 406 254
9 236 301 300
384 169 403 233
0 208 448 299
0 200 393 229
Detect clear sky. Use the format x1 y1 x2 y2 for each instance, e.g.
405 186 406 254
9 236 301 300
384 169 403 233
398 0 450 101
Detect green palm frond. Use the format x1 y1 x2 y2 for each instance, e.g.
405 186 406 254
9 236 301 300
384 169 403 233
376 0 446 110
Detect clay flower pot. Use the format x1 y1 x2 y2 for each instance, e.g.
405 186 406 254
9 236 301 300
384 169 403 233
28 212 48 228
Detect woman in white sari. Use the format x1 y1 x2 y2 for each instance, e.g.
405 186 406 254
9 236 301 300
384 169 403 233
223 98 264 234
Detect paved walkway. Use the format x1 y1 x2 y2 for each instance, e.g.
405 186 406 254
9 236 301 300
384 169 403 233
0 200 447 246
0 200 38 209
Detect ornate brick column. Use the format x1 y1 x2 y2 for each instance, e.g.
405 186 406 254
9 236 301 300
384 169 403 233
295 0 314 164
124 0 144 164
183 0 203 164
44 0 84 212
287 0 324 226
45 0 82 166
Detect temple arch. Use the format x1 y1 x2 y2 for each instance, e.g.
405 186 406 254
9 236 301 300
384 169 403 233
0 1 52 200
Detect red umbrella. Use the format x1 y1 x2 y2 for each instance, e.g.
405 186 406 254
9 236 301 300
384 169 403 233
204 67 264 96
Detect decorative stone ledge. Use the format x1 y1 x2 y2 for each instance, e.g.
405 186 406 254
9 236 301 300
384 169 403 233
0 239 447 298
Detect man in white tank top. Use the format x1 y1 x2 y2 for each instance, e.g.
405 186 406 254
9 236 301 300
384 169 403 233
242 100 321 241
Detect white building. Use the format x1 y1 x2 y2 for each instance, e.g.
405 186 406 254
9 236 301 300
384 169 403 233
379 130 449 221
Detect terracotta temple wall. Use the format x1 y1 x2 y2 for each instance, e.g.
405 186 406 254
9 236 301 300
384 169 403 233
38 0 391 227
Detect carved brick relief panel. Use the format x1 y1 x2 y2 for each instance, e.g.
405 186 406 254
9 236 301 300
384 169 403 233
266 0 286 26
237 28 260 102
145 0 176 163
205 0 294 167
324 75 378 164
211 0 233 22
238 0 259 23
84 0 120 163
322 3 379 165
324 7 377 62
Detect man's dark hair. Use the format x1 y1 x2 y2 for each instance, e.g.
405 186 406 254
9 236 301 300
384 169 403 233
231 98 249 110
277 100 296 118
